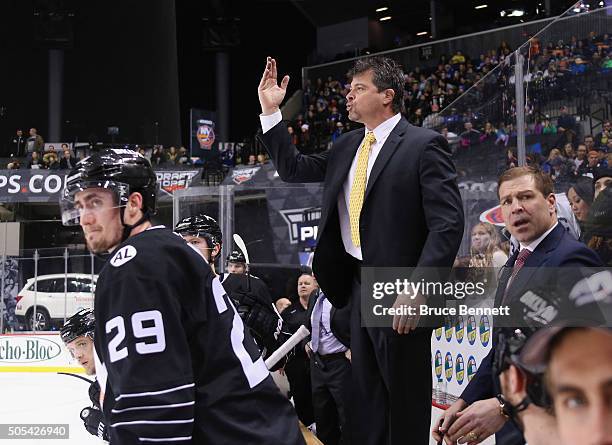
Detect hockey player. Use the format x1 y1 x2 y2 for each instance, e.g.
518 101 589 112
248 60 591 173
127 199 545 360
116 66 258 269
60 149 304 445
60 308 109 442
174 215 286 361
226 249 247 275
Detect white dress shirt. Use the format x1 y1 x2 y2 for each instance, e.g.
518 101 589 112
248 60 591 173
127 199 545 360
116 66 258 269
260 111 403 260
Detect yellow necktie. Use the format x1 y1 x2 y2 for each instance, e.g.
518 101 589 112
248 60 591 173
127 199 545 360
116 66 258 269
349 131 376 247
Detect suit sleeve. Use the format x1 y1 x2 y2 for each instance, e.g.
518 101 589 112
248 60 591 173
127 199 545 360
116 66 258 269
417 135 464 268
98 270 196 444
258 121 329 183
460 347 495 404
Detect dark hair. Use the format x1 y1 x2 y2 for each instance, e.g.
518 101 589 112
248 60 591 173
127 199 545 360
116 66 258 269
497 166 554 198
347 56 405 114
569 177 595 206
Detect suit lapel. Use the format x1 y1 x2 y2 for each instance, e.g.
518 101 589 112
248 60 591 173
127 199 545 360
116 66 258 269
364 118 409 202
505 224 564 300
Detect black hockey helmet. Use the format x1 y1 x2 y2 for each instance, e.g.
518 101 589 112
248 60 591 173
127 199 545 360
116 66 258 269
60 148 157 226
175 214 222 251
60 308 95 345
227 249 246 264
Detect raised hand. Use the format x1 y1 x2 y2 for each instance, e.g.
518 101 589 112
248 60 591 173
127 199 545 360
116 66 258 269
258 57 290 115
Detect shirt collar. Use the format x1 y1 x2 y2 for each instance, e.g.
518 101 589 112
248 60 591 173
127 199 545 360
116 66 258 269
519 221 558 252
366 113 402 142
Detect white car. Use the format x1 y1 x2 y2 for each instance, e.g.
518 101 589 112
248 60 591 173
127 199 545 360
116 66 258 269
15 274 98 331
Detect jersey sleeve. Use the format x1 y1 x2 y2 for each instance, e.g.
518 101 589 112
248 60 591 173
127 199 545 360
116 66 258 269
95 264 197 444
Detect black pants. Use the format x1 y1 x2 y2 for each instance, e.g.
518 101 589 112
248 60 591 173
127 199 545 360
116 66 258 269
285 354 315 426
347 278 433 445
310 353 351 445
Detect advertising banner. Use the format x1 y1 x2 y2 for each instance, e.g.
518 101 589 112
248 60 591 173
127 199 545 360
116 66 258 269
0 333 83 373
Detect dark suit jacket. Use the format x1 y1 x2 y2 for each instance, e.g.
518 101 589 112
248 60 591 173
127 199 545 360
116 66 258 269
303 289 351 349
461 224 602 444
60 156 77 170
260 117 464 308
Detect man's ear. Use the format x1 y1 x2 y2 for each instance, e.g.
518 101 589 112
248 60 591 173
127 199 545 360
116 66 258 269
507 364 529 403
383 88 395 107
126 192 144 221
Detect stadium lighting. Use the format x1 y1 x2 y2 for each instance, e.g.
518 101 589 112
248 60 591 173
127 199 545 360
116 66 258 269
379 16 392 21
500 9 525 17
475 4 488 9
417 31 428 36
376 7 389 12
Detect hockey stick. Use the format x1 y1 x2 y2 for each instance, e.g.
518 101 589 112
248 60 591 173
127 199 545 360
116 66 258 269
265 325 310 370
233 233 251 292
57 372 94 385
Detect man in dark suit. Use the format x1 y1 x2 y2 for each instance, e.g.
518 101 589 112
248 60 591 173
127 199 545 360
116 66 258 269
434 166 603 445
304 288 351 445
59 149 77 170
258 56 464 445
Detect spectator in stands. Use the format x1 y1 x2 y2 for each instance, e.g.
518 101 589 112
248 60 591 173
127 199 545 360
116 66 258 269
26 128 44 160
331 122 343 143
557 106 576 134
562 142 575 161
567 177 594 228
150 146 165 165
450 50 466 66
578 148 602 176
9 129 26 157
247 154 256 166
167 146 178 164
595 120 610 147
7 159 21 169
177 147 192 165
46 152 60 170
287 126 299 146
582 170 612 265
506 149 518 169
574 143 588 172
256 153 267 165
467 222 508 291
542 116 557 135
59 149 76 170
594 167 612 200
493 124 509 146
542 148 562 174
460 121 481 148
480 122 496 143
584 134 596 152
27 151 45 169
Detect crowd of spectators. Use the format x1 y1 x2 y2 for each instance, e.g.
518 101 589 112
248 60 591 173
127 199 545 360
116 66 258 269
292 30 611 154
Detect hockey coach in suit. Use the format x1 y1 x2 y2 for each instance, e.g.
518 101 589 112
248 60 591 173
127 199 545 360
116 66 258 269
258 55 464 445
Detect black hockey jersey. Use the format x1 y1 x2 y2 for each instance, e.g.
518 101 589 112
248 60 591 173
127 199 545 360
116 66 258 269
93 226 304 444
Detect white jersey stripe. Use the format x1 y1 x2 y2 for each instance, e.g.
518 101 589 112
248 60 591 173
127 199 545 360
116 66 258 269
115 383 195 400
138 437 192 443
111 418 194 427
112 401 195 414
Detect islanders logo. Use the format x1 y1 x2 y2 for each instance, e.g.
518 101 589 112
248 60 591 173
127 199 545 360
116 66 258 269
434 350 443 379
455 354 465 385
479 315 491 347
196 119 215 149
455 315 465 344
444 352 453 382
444 317 453 343
434 326 443 341
479 205 504 226
467 315 477 345
467 356 478 382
